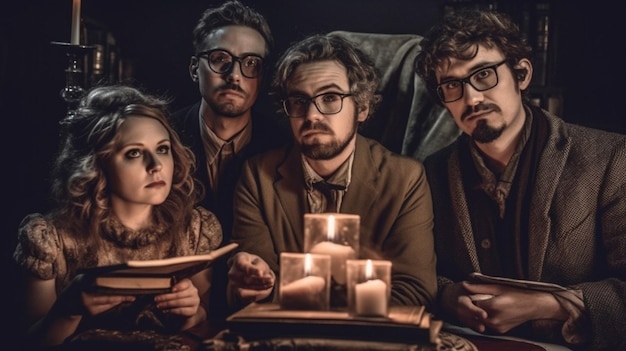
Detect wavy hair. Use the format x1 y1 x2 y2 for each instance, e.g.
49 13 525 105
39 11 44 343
270 34 381 120
192 0 273 57
50 85 201 246
414 8 533 103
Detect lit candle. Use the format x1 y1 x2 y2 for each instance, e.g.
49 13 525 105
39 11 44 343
280 254 326 310
309 216 355 284
327 214 335 238
310 241 355 284
354 260 388 316
71 0 81 45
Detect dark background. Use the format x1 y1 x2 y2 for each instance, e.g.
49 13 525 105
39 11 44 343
1 0 623 342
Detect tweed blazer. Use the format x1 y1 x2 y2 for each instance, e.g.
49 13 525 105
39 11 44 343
231 135 438 308
424 106 626 351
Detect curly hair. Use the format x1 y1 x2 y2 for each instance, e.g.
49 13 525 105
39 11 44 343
50 85 202 245
192 0 273 57
414 8 533 103
270 34 381 119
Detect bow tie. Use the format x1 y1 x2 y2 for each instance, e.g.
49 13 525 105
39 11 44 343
312 181 346 192
312 181 346 212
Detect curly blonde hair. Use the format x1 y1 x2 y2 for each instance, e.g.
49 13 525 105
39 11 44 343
50 85 202 249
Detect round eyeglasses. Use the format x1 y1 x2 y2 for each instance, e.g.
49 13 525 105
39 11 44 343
196 49 264 79
282 92 353 118
436 60 508 103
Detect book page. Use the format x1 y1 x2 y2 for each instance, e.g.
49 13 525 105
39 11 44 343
126 242 238 267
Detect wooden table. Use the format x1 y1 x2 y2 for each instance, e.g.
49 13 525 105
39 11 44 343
182 321 568 351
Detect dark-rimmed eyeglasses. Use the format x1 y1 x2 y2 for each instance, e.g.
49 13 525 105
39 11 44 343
436 60 508 103
195 49 264 79
282 92 353 118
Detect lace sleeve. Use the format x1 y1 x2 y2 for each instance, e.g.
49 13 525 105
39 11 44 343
13 213 61 280
193 206 223 254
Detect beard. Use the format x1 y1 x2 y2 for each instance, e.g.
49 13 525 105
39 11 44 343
300 114 359 160
206 84 249 117
472 119 505 143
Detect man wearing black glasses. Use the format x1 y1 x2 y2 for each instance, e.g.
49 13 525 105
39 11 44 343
171 0 290 322
415 8 626 351
226 34 437 314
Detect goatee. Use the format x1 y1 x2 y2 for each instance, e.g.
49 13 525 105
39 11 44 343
472 119 504 143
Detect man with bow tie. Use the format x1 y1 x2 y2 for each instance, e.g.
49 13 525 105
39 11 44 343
225 34 438 313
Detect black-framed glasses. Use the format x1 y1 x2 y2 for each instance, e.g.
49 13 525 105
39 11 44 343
282 92 353 118
436 59 508 103
196 49 264 78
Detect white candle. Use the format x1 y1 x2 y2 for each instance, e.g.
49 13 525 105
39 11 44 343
327 214 336 239
310 241 355 284
354 260 388 316
71 0 81 45
355 278 387 316
280 275 326 310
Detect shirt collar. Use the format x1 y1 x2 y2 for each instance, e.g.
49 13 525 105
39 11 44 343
199 113 253 164
302 151 354 191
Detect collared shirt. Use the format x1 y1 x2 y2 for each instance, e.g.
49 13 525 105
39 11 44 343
302 151 354 213
199 114 252 192
469 111 533 219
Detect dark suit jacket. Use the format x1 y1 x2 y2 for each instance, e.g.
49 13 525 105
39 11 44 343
170 101 291 321
171 101 291 239
231 135 438 309
424 106 626 351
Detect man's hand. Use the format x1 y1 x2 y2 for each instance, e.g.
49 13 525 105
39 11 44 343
440 281 490 332
227 252 275 306
463 281 567 334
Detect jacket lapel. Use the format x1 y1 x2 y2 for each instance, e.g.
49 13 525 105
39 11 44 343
275 144 307 248
341 136 378 214
448 147 482 272
527 114 571 280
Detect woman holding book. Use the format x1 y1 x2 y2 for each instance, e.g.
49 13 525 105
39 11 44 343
13 85 223 349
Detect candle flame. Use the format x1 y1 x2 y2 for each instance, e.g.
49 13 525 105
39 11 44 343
327 214 335 241
365 259 373 280
304 253 312 276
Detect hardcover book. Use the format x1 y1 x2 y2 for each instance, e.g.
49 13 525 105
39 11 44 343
469 272 568 292
226 302 442 346
79 242 238 295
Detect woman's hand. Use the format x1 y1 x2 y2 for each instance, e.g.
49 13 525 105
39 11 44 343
154 278 206 330
80 291 136 316
155 278 200 317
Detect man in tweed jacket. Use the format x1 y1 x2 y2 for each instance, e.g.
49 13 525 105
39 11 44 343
415 8 626 351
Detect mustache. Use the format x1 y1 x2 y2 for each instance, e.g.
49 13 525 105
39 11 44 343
461 103 500 121
218 83 245 93
300 120 332 134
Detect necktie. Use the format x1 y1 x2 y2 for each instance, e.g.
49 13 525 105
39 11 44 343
312 181 346 212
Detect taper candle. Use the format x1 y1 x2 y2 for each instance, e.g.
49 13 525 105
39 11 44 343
71 0 81 45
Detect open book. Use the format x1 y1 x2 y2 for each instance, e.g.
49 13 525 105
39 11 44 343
79 242 238 295
469 272 568 293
